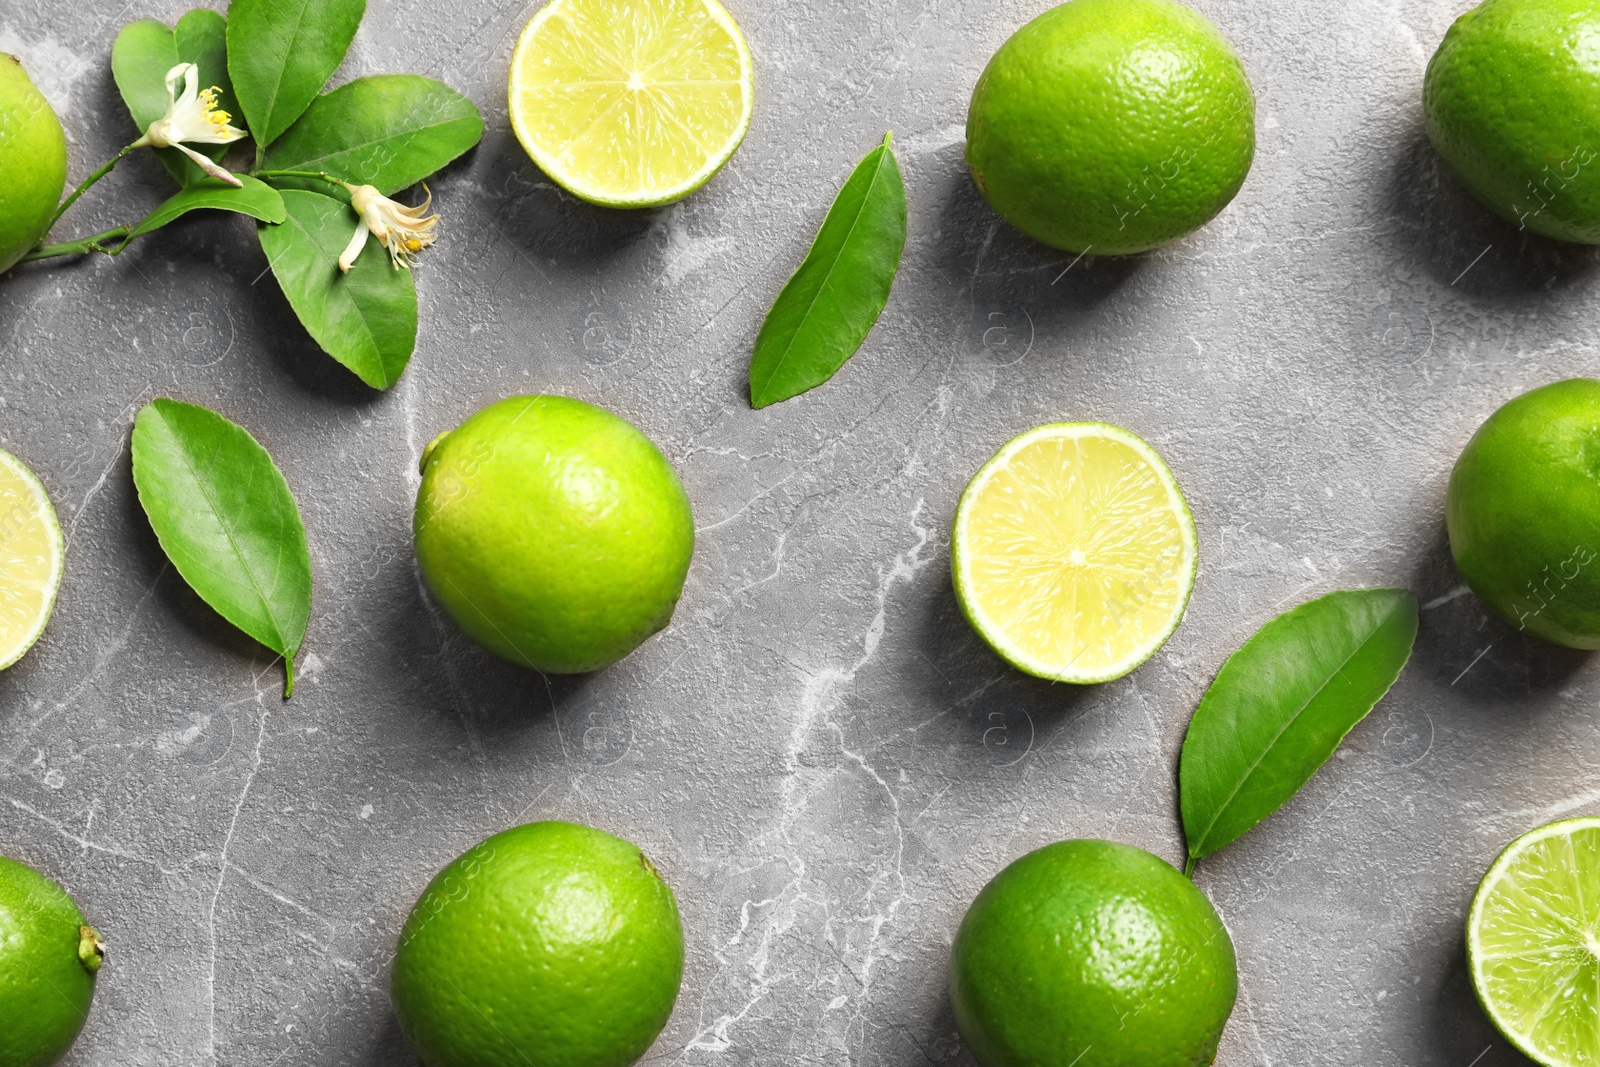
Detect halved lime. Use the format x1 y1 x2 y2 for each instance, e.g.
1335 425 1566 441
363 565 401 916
508 0 754 208
1468 817 1600 1067
0 448 62 669
951 422 1197 684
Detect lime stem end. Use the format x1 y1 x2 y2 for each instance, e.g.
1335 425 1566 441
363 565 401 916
78 926 105 973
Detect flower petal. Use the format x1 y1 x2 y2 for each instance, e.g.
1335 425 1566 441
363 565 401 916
394 185 434 219
166 63 201 119
338 223 371 273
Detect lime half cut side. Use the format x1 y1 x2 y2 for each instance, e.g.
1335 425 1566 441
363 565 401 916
951 423 1197 685
1469 817 1600 1067
508 0 754 208
0 448 62 669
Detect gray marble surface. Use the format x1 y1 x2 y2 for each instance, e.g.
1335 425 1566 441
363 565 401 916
0 0 1592 1063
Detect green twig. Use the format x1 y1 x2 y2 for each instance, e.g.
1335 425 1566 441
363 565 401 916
21 226 135 261
1183 855 1197 879
283 655 295 699
46 142 142 233
255 169 348 194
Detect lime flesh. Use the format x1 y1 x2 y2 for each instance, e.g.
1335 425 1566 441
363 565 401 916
951 422 1197 684
1468 818 1600 1066
508 0 754 208
0 447 63 669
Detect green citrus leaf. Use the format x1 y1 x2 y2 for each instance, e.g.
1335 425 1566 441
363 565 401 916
1180 589 1419 864
263 75 483 195
111 10 237 187
173 11 234 117
127 174 285 239
226 0 364 149
111 19 182 129
258 189 416 389
748 132 907 409
130 398 312 698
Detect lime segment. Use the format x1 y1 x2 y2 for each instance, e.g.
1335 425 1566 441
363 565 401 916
508 0 754 208
1469 817 1600 1066
952 423 1197 684
0 448 62 669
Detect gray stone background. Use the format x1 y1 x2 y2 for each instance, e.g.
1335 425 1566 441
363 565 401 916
0 0 1590 1063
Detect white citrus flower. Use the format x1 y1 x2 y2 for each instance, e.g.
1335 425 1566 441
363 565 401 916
338 184 440 272
135 63 246 186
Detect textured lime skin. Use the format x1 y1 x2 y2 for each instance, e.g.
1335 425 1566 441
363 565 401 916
0 858 98 1067
1448 379 1600 649
966 0 1255 255
414 396 694 673
950 840 1236 1067
392 821 685 1067
1425 0 1600 244
0 56 67 275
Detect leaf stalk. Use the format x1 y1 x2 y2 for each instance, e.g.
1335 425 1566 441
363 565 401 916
254 169 349 195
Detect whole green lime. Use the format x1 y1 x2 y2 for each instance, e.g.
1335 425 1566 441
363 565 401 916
965 0 1255 256
1448 379 1600 649
0 55 67 275
392 821 685 1067
1425 0 1600 243
414 396 694 673
0 857 104 1067
950 839 1236 1067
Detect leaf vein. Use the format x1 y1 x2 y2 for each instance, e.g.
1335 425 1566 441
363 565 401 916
752 141 896 402
1189 597 1408 856
257 0 315 140
274 115 478 172
150 408 288 651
